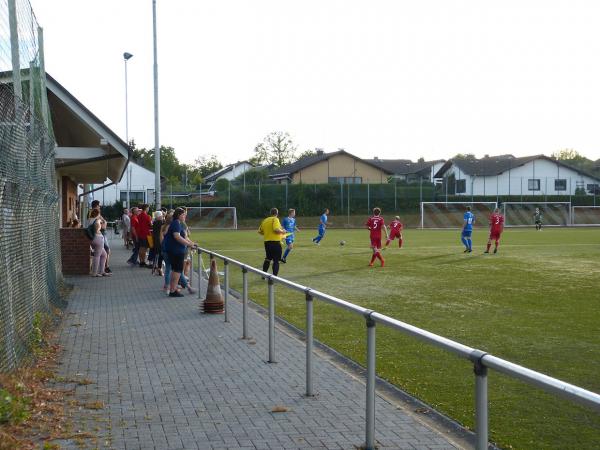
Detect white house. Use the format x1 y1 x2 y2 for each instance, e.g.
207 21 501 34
366 158 446 183
434 155 600 196
204 161 254 187
91 161 156 207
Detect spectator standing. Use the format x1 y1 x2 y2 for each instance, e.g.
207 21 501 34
127 207 140 265
152 210 165 276
163 207 197 297
89 209 111 277
121 208 131 248
136 204 153 267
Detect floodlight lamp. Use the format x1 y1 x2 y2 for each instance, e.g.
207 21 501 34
123 52 133 60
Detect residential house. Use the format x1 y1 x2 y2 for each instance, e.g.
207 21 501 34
366 158 445 183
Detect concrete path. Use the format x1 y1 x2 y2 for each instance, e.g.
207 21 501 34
55 241 463 450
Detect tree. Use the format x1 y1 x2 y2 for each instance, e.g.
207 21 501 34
552 149 597 174
453 153 476 160
233 167 269 184
193 155 223 179
251 131 298 167
295 149 316 161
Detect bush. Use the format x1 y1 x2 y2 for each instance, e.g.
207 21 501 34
0 388 29 424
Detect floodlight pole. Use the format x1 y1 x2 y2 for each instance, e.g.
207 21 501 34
152 0 161 209
123 52 133 209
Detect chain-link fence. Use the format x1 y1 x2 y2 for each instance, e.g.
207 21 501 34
160 177 598 228
0 0 62 372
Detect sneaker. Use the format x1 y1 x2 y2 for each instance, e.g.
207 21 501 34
101 272 112 277
169 291 184 298
105 267 112 273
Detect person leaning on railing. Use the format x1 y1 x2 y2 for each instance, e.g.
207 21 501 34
163 207 197 298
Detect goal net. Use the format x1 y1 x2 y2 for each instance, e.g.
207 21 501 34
571 206 600 226
502 202 571 227
420 202 497 228
184 207 237 230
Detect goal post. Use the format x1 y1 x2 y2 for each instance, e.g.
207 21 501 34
571 206 600 226
502 202 571 227
420 202 497 229
184 207 237 230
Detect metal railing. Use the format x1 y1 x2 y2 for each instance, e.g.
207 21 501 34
195 247 600 450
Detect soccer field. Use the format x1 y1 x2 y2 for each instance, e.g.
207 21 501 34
190 226 600 450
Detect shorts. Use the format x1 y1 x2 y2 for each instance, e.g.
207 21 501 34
461 230 472 238
370 237 382 249
535 220 542 225
489 230 502 240
389 230 401 240
138 237 148 248
264 241 282 261
168 252 185 272
285 235 295 245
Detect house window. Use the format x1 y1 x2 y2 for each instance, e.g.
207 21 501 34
528 179 540 191
120 191 145 203
328 177 362 184
554 179 567 191
456 179 466 194
587 184 600 194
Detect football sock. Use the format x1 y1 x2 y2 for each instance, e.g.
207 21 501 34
272 261 279 276
486 243 491 252
385 239 391 247
370 254 377 264
468 239 472 250
376 253 384 263
283 248 291 260
461 237 468 248
495 241 499 250
399 238 403 248
262 259 271 273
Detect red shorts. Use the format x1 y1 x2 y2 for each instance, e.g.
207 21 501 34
370 237 382 249
489 230 502 240
389 230 401 240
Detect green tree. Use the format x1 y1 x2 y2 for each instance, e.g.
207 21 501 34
251 131 298 167
295 149 316 161
233 167 269 184
193 155 223 179
552 149 597 174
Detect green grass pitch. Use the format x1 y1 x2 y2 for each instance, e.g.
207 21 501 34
190 226 600 450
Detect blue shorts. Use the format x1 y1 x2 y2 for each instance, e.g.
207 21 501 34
285 235 295 245
461 229 472 238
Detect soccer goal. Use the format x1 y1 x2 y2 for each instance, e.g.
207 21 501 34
420 202 497 228
502 202 571 227
185 207 237 230
571 206 600 226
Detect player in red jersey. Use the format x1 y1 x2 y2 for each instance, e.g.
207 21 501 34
365 207 388 267
384 216 403 249
485 207 504 254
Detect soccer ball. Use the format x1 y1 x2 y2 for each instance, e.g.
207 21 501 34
339 240 346 246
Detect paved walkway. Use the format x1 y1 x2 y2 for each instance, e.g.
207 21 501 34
55 242 463 450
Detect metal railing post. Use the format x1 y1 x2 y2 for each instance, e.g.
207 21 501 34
242 267 248 339
365 311 376 450
189 249 194 289
305 290 314 397
268 278 275 363
197 250 202 300
223 260 229 322
472 351 489 450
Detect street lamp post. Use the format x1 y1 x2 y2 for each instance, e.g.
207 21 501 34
152 0 161 209
123 51 133 209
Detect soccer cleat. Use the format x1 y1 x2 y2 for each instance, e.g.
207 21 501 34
464 249 469 253
280 258 286 264
468 249 472 253
493 248 498 254
484 250 489 254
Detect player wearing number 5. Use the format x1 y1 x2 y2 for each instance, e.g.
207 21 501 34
461 206 475 253
485 207 504 254
366 207 387 267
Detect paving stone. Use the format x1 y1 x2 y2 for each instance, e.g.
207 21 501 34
55 242 459 449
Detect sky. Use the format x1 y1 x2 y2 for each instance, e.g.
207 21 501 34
29 0 600 166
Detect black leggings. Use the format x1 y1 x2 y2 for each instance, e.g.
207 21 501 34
263 241 282 276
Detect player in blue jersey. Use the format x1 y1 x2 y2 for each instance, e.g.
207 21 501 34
461 206 475 253
281 209 300 263
312 208 329 245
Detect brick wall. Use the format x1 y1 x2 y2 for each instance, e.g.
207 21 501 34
60 228 91 275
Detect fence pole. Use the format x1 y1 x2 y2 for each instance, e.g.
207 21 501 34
520 177 523 202
242 267 248 339
367 182 370 213
228 180 231 206
474 355 489 450
340 182 343 213
285 181 288 210
268 278 276 363
223 260 229 322
305 291 314 397
365 312 376 450
394 180 397 210
197 251 202 300
189 249 194 289
258 181 261 203
347 183 350 226
419 177 423 207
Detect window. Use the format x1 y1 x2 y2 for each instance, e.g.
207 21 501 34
587 184 600 194
456 179 466 194
554 179 567 191
528 179 540 191
120 191 145 203
328 177 362 184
